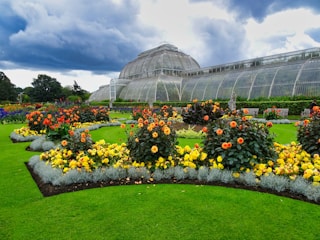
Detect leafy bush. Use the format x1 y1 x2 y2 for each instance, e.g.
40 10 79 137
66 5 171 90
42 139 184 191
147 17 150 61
203 114 277 172
181 99 223 125
297 107 320 155
61 129 93 153
132 107 153 120
159 105 178 118
26 110 46 133
264 106 282 120
126 115 178 166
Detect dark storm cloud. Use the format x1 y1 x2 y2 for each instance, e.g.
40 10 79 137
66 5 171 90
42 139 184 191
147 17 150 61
0 0 155 72
227 0 320 22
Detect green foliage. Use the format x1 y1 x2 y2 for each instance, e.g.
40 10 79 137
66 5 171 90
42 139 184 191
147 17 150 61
0 72 18 102
62 129 93 153
46 123 70 141
203 116 277 172
297 110 320 155
176 126 205 139
159 105 178 118
182 100 223 125
126 116 178 165
131 107 152 120
264 108 282 120
29 74 64 102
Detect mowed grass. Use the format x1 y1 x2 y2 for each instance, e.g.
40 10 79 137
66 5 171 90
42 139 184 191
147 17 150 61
1 123 319 240
269 123 298 144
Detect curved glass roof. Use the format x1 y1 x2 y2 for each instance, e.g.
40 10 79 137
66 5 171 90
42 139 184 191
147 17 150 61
89 45 320 102
119 44 200 79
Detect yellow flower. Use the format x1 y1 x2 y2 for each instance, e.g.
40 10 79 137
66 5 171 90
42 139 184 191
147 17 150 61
163 127 171 135
151 145 158 153
152 132 158 138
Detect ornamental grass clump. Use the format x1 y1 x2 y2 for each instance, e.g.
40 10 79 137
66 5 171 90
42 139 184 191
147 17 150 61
125 115 178 167
297 106 320 155
203 114 277 172
181 99 223 125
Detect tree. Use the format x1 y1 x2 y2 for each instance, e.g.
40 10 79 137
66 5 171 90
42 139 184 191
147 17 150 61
0 72 18 102
29 74 63 102
72 80 86 99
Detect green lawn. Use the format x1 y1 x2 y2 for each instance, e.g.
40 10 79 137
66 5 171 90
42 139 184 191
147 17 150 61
0 123 319 240
269 123 297 144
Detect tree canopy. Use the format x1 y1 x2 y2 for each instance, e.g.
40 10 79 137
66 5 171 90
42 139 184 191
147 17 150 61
0 72 18 102
29 74 64 102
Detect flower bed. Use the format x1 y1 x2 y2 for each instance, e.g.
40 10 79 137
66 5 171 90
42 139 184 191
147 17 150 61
8 101 320 203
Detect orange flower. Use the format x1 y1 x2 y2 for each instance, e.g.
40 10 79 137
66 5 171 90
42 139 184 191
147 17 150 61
120 124 126 129
159 120 165 127
151 145 158 153
242 108 249 114
242 116 247 121
68 130 74 136
216 128 223 135
85 129 89 133
163 127 171 135
81 137 86 143
135 138 139 142
81 132 86 138
144 119 149 125
131 124 135 128
138 122 144 128
202 127 208 133
61 140 68 147
221 142 229 150
203 115 209 121
266 121 273 127
237 137 244 144
229 121 237 128
194 143 199 149
152 132 159 138
43 118 51 126
227 142 232 148
138 118 144 123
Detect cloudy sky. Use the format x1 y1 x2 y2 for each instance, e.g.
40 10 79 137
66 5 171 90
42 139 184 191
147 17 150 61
1 0 320 92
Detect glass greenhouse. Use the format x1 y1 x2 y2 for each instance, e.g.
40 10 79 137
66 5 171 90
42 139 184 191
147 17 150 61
89 44 320 102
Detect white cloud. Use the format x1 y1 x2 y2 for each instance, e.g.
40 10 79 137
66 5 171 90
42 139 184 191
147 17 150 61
137 0 232 64
244 8 320 57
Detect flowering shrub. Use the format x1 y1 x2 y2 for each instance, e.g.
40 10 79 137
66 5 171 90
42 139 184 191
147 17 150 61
264 106 282 120
182 99 223 125
26 111 46 133
125 115 178 166
297 107 320 155
61 129 93 153
132 107 153 120
159 105 178 119
203 115 276 172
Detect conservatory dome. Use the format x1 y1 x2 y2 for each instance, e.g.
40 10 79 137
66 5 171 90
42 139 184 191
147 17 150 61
119 44 200 79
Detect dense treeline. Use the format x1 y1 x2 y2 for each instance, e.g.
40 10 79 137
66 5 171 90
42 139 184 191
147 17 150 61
0 72 90 103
